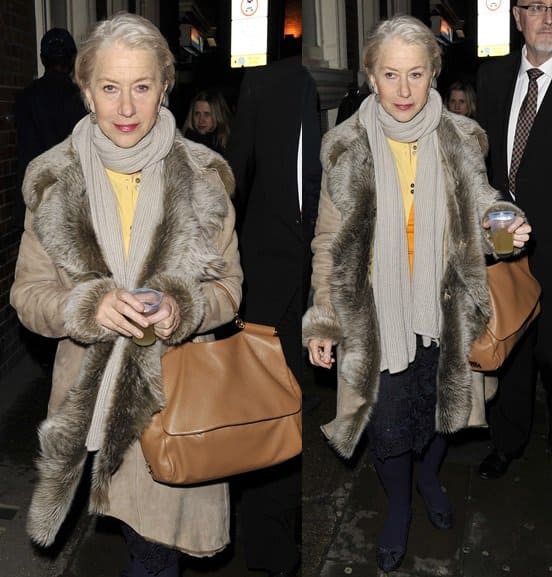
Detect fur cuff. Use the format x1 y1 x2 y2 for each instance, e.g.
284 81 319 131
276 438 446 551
302 304 343 347
145 274 205 345
64 278 118 344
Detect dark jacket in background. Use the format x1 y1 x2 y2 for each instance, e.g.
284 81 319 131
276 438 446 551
184 128 225 157
15 69 86 227
16 70 86 173
225 56 321 575
227 56 321 358
336 82 371 125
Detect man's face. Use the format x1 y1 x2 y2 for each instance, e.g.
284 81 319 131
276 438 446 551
513 2 552 65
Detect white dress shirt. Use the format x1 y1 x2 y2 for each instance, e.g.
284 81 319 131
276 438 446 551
506 46 552 192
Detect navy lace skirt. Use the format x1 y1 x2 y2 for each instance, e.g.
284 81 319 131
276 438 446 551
367 338 440 461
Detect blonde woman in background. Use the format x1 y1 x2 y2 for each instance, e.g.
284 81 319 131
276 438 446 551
183 89 232 155
446 80 477 118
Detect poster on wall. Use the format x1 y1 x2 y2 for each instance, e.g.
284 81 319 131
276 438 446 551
478 0 510 57
231 0 268 67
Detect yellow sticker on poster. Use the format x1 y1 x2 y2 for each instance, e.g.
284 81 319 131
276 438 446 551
231 53 267 68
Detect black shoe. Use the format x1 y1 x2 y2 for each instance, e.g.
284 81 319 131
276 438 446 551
375 510 411 573
426 508 454 530
416 484 454 530
478 451 512 480
376 544 407 573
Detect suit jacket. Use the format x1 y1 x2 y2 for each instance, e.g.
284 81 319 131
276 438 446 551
227 57 321 338
477 51 552 290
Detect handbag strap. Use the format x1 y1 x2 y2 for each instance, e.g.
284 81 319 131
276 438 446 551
214 281 246 329
213 281 278 335
214 281 239 314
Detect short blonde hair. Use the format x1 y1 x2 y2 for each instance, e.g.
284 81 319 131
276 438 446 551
363 15 442 87
75 12 175 106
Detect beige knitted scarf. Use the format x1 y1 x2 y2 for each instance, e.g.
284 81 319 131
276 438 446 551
71 106 176 449
359 89 446 374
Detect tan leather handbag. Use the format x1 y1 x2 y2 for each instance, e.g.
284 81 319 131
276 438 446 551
140 316 302 485
469 256 541 372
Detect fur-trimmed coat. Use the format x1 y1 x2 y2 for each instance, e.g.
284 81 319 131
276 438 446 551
10 133 242 555
302 109 523 459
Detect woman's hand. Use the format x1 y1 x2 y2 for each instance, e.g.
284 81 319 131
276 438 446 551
483 215 532 249
307 338 335 369
510 216 531 249
96 290 180 340
147 294 181 341
96 288 151 338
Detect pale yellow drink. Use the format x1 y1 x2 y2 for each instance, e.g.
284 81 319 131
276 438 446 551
130 288 163 347
488 211 515 256
491 228 514 256
132 323 157 346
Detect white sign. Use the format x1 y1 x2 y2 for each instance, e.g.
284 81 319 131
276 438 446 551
231 0 268 67
478 0 510 57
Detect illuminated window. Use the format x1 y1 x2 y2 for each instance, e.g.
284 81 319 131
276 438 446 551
231 0 268 68
478 0 510 57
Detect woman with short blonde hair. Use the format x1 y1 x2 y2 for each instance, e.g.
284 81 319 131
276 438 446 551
304 14 530 572
11 12 242 577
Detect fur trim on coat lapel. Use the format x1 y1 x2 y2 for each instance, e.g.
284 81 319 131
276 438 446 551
23 134 233 546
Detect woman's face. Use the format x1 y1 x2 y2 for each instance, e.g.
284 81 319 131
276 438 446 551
84 42 167 148
369 37 433 123
448 90 469 116
193 101 215 134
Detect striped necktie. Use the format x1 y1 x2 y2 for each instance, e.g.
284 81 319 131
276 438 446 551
509 68 544 197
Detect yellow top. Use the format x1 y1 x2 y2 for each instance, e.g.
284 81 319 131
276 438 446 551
105 169 141 257
387 138 417 272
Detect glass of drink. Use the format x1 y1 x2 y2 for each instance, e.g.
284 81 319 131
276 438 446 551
130 288 163 346
488 211 516 256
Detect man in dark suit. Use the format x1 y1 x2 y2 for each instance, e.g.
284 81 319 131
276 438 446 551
226 56 321 577
476 1 552 479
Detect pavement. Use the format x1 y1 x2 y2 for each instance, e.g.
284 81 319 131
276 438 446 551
1 350 552 576
302 364 552 577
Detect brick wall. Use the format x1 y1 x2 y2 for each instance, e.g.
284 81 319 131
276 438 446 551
0 2 36 373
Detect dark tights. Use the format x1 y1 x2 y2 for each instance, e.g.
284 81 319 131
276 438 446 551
120 523 181 577
416 433 450 513
373 434 450 547
373 451 412 548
